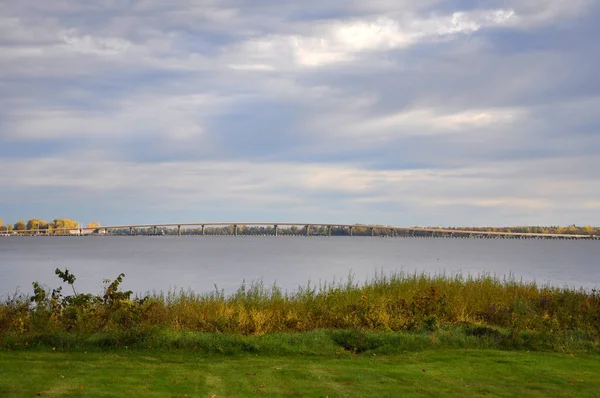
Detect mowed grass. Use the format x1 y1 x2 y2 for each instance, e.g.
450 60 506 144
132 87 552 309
1 348 598 397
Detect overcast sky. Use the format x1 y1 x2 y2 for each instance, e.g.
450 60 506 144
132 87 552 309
1 0 599 227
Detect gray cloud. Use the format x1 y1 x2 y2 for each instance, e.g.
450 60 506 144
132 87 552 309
1 0 599 225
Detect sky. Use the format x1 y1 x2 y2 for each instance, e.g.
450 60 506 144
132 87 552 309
1 0 599 227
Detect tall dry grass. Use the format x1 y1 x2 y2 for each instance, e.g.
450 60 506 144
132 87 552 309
1 270 598 348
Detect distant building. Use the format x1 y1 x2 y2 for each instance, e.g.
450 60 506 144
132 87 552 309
78 228 107 235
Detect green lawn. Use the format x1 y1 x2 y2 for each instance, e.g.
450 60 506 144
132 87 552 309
1 349 598 397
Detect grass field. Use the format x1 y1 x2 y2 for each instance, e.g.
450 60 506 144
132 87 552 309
1 348 598 397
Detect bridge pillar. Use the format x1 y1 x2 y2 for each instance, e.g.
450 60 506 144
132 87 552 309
129 227 133 235
201 225 205 235
234 224 238 236
349 226 353 237
177 225 181 236
274 225 278 236
153 226 157 236
305 225 310 236
328 226 332 237
370 227 374 237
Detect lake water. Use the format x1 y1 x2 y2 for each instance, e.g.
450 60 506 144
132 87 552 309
1 236 599 298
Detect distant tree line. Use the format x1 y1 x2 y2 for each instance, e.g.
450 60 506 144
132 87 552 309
110 225 393 236
109 224 600 236
0 218 93 234
440 225 599 235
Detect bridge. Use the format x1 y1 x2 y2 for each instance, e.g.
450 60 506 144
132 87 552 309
2 222 599 240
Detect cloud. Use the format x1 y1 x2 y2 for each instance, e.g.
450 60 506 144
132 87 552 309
584 201 600 209
226 9 517 68
0 0 599 226
2 92 225 142
335 106 525 139
61 34 132 55
508 0 594 26
1 152 598 225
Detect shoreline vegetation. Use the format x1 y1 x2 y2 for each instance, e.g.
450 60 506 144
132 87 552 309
1 270 598 354
3 271 599 396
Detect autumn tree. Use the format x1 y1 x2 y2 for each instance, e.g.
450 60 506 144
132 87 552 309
27 219 48 231
50 219 79 231
582 225 594 235
14 221 26 231
87 221 102 228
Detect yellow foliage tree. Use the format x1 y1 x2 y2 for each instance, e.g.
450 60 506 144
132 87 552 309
582 225 594 234
27 219 48 231
51 219 79 231
87 221 102 228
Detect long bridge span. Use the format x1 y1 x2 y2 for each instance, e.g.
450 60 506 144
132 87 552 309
3 222 599 240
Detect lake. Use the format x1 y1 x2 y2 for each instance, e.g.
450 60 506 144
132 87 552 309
1 236 598 298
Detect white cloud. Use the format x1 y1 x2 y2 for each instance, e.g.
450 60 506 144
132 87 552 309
306 105 527 150
425 197 553 209
508 0 593 26
5 93 225 141
584 201 600 209
300 169 376 192
433 108 523 129
226 9 517 68
2 154 599 225
228 63 276 71
0 17 61 44
361 107 523 133
61 34 132 55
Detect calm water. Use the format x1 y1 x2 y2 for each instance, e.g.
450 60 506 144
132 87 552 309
1 236 599 298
